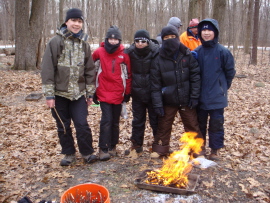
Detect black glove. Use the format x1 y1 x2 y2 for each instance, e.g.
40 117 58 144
93 92 100 104
154 107 165 117
123 94 131 103
189 99 198 109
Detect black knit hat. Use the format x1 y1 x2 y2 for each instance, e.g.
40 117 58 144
65 8 84 22
134 29 150 41
105 25 122 41
161 25 179 40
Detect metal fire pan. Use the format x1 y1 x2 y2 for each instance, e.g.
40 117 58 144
134 169 199 195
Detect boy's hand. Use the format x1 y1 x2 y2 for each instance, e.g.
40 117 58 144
46 99 55 108
87 98 93 106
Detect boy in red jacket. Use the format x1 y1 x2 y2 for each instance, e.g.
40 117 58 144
92 25 131 161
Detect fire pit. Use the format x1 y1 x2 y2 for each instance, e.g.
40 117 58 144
134 132 203 195
134 169 199 195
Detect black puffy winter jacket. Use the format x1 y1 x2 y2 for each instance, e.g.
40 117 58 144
125 41 159 103
150 43 200 108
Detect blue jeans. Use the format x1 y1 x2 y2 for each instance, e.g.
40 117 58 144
197 108 224 149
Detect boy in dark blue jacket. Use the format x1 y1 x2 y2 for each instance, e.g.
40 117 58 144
194 19 236 160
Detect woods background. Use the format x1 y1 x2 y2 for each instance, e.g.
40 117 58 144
0 0 267 69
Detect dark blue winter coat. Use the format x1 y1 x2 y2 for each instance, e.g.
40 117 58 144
194 18 235 110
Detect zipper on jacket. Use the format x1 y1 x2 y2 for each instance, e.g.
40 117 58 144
112 59 115 73
69 50 72 65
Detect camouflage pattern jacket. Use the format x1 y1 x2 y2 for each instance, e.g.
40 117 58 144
41 25 96 100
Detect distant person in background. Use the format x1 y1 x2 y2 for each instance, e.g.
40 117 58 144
125 29 159 155
194 18 236 161
156 17 182 46
41 8 97 166
180 18 201 51
92 25 131 161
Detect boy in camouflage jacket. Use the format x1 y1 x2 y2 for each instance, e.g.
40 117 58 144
41 8 97 166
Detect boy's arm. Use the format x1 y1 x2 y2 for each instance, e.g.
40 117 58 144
223 49 236 89
41 38 57 100
150 58 163 108
84 43 96 98
189 54 201 99
123 53 132 95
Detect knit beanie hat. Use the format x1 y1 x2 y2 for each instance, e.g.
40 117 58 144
189 18 199 28
65 8 84 22
134 29 150 41
105 25 122 41
161 25 179 40
201 22 216 32
167 17 182 29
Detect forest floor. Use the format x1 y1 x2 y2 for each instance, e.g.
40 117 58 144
0 51 270 203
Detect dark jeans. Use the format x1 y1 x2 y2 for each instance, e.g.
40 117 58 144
131 99 158 146
197 108 224 150
99 102 122 150
51 95 94 155
154 105 202 146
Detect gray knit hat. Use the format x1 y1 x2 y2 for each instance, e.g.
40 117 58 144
105 25 122 41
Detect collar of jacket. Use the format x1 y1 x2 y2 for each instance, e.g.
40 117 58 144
159 43 188 61
57 24 89 42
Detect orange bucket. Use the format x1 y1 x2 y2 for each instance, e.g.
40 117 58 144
61 183 110 203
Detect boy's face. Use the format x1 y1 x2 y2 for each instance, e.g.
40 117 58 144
65 18 83 34
201 29 215 41
108 38 120 45
135 39 148 48
163 34 176 40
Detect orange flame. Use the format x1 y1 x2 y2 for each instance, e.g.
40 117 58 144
145 132 204 188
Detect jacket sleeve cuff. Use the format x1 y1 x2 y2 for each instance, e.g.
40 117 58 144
46 96 55 100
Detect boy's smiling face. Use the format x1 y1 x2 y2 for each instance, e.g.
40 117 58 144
201 29 215 41
65 18 83 34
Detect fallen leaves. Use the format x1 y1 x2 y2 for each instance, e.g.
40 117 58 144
0 51 270 202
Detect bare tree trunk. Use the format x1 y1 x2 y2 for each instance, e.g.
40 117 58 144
251 0 260 65
188 0 198 21
244 0 253 54
212 0 226 43
14 0 47 70
59 0 64 27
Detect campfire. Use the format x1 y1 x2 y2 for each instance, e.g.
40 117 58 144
142 132 203 190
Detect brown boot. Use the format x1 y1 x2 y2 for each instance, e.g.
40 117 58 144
209 149 220 161
152 144 170 156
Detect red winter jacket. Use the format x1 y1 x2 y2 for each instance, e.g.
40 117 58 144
92 42 131 104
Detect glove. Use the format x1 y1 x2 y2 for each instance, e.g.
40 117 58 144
123 94 131 103
191 51 198 60
93 92 100 104
154 107 165 117
189 99 198 109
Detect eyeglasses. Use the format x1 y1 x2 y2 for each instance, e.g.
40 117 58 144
135 39 147 43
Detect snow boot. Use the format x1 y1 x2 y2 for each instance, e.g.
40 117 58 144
99 148 111 161
209 149 220 161
108 146 117 157
82 153 98 164
60 154 76 166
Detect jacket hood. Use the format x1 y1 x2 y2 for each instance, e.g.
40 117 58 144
167 17 182 30
198 18 219 44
